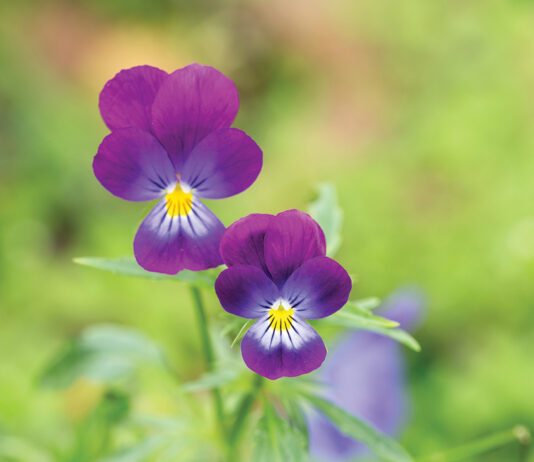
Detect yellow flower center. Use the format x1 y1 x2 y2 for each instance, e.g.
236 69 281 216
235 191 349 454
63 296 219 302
165 183 193 217
268 304 294 331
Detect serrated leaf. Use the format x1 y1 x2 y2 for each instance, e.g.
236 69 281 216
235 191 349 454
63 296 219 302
74 257 216 287
323 312 421 352
308 183 343 257
252 402 310 462
301 394 414 462
40 324 168 389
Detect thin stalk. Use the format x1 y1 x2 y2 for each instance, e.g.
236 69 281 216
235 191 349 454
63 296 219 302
228 374 264 448
417 425 531 462
189 285 227 445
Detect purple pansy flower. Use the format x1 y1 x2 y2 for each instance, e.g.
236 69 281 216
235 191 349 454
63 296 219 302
215 210 352 380
93 64 262 274
307 288 425 461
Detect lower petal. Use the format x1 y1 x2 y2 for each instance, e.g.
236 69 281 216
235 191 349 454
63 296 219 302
133 197 225 274
241 314 326 380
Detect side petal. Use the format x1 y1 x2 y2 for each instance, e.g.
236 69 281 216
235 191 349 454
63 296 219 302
264 210 327 286
180 128 262 199
281 256 351 319
99 65 168 132
133 197 225 274
93 128 176 201
151 64 239 171
241 315 326 380
219 213 274 274
215 266 279 319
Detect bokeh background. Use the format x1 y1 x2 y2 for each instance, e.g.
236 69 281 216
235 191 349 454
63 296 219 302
1 0 533 460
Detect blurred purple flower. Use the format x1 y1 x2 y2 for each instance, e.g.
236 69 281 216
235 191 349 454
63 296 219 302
308 288 425 461
215 210 352 380
93 64 262 274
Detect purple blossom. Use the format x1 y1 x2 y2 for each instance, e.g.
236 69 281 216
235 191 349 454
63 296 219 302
93 64 262 274
215 210 352 380
307 288 425 461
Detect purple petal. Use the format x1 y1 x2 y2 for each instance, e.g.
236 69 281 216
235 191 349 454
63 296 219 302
308 331 407 461
282 256 351 319
241 314 326 380
215 266 279 319
151 64 239 172
99 65 168 132
219 213 274 274
180 128 262 199
379 287 426 332
93 128 176 201
133 196 224 274
264 210 327 286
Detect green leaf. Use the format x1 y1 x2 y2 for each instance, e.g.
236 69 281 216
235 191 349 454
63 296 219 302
301 394 414 462
74 256 216 287
334 301 399 329
308 183 343 257
351 297 382 312
98 435 169 462
181 365 241 392
252 401 310 462
40 324 168 389
231 320 253 348
323 311 421 352
0 434 53 462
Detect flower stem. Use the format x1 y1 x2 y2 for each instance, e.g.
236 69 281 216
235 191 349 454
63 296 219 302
189 285 227 445
417 425 531 462
227 374 264 459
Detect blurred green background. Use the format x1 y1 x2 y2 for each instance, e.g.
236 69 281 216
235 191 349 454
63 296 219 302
1 0 533 460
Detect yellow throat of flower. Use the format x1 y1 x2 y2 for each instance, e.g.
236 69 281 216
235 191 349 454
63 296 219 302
268 304 294 331
165 183 193 217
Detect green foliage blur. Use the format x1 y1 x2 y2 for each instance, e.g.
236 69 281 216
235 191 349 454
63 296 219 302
1 0 533 460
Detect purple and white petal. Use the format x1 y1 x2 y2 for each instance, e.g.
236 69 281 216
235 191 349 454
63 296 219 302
308 331 407 461
282 256 351 319
151 64 239 172
99 65 168 132
264 210 327 286
215 266 279 319
93 128 176 202
219 213 274 274
180 128 262 199
133 196 225 274
241 314 326 380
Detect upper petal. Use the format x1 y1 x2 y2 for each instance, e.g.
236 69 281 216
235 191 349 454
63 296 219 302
215 265 279 319
241 314 327 380
378 287 426 332
99 65 168 132
264 210 327 286
219 213 274 274
151 64 239 172
180 128 262 199
133 196 225 274
281 256 351 319
93 127 176 202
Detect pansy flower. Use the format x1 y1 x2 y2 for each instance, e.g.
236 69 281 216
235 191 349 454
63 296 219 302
307 288 425 461
93 64 262 274
215 210 352 380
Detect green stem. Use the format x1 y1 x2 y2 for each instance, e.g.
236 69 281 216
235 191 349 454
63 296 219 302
228 374 264 448
417 425 531 462
189 285 227 446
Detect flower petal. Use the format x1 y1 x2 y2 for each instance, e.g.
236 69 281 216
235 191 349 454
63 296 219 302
93 128 176 201
264 210 326 286
133 196 225 274
219 213 274 274
180 128 262 199
215 266 279 319
308 330 407 460
99 65 168 132
151 64 239 171
241 314 326 380
379 287 425 332
281 256 351 319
